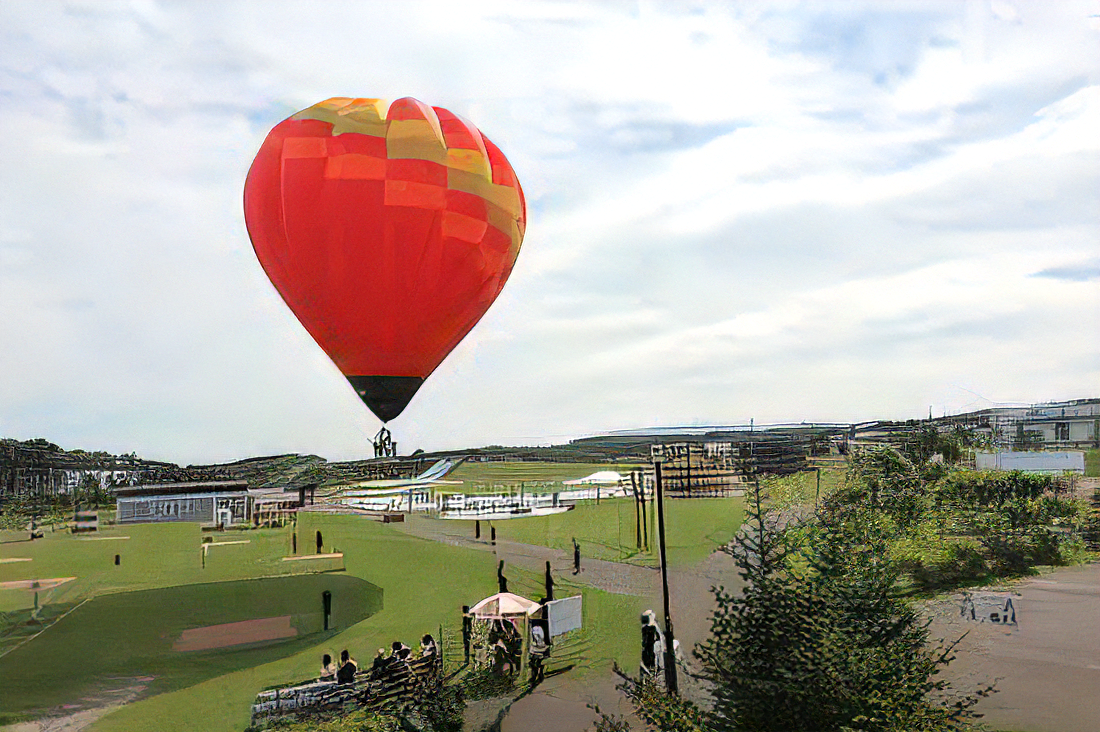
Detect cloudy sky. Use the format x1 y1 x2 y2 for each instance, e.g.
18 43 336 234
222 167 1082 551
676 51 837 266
1 1 1098 465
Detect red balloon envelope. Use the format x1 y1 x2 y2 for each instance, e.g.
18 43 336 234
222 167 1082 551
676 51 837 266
244 97 526 422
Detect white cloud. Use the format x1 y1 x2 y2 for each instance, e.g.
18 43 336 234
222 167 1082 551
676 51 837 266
0 1 1097 462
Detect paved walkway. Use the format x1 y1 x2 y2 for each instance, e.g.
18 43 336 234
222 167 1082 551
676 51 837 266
927 562 1100 732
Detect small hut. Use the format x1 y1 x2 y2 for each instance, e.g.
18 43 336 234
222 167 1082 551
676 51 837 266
467 592 541 675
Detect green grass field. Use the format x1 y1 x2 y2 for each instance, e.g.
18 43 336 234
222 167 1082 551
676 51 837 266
2 574 381 715
408 495 744 568
1 512 656 731
0 461 752 732
0 522 341 613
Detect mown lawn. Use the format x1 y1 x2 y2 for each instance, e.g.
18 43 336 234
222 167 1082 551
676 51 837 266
0 522 333 613
443 494 745 568
1 464 754 732
2 512 656 732
85 515 498 732
1 574 381 715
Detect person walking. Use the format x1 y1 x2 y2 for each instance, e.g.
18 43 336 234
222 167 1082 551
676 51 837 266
572 538 581 575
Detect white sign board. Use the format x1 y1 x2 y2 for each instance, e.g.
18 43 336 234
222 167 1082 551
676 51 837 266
546 595 583 637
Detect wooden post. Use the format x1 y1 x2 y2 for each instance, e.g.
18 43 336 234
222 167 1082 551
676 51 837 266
631 471 641 549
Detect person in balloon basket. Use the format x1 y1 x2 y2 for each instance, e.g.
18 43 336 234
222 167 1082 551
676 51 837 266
336 649 358 683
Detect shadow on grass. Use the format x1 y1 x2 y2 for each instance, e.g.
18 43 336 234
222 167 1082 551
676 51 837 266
0 573 381 717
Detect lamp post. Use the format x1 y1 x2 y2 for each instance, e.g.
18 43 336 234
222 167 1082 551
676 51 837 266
653 456 678 694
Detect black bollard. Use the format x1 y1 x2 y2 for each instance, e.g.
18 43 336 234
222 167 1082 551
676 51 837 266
491 526 496 545
322 590 332 631
475 520 481 539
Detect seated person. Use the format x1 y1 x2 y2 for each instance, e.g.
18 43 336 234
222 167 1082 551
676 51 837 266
390 640 411 662
370 648 387 675
336 649 358 683
419 633 438 657
319 653 337 681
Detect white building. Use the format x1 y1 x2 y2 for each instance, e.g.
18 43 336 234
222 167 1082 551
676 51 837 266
116 480 251 526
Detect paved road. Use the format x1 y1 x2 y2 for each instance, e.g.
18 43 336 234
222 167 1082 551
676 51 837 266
927 562 1100 732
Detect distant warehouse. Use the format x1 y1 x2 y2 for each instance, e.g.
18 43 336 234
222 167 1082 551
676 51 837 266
116 480 251 526
974 451 1085 474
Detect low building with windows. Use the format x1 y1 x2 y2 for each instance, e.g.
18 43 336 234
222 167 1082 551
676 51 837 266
116 480 251 526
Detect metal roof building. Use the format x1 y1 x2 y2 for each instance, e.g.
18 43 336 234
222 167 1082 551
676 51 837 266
116 480 250 526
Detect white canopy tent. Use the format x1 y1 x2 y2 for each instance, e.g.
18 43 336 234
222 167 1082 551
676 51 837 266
468 592 541 619
562 471 624 485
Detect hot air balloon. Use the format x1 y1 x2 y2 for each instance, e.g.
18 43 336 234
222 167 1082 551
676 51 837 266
244 97 526 423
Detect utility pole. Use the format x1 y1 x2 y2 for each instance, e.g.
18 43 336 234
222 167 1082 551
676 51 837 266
654 459 678 694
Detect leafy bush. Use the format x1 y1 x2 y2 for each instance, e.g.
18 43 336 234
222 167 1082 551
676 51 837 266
840 447 928 531
895 540 989 593
690 486 990 732
939 471 1053 509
